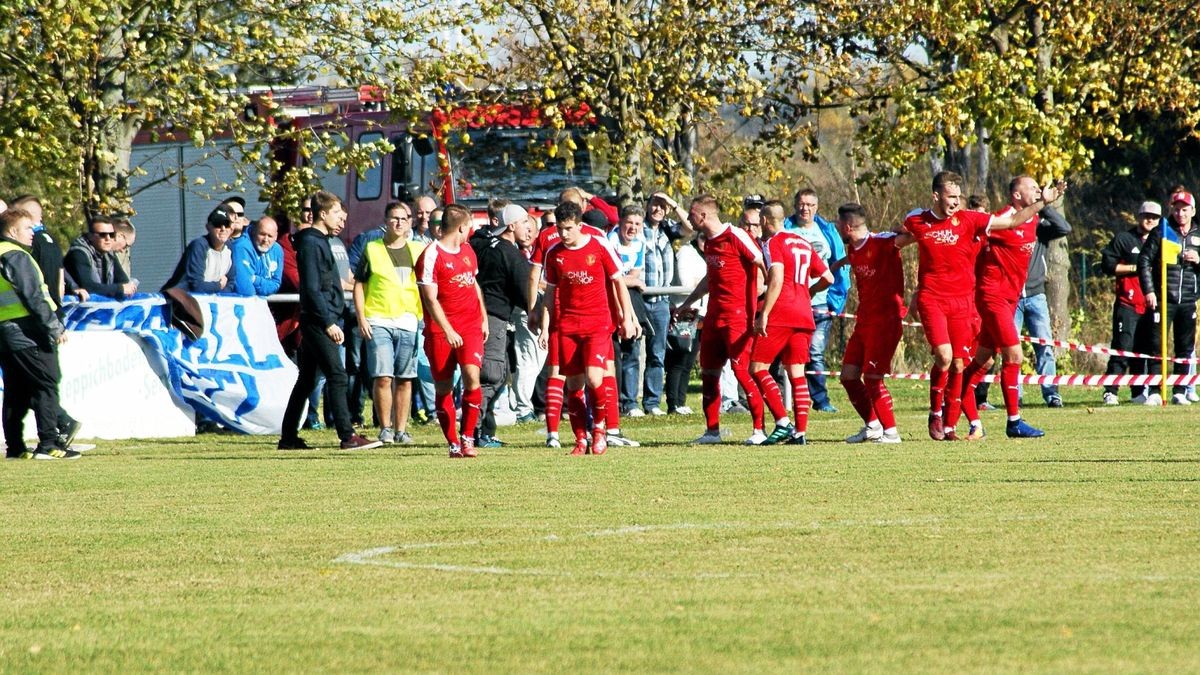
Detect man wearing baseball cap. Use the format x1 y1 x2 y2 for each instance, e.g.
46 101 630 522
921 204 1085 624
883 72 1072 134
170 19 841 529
469 202 534 447
1100 201 1162 404
1137 190 1200 405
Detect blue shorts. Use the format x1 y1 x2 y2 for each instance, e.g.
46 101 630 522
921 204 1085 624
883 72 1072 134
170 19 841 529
367 323 419 379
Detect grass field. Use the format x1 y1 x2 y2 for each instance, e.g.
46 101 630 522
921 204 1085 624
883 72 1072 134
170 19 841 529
3 382 1199 672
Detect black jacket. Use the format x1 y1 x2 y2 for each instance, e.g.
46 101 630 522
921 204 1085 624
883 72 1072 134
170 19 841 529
470 231 531 320
66 234 131 298
0 236 65 352
1022 206 1072 297
1138 220 1200 306
294 227 344 328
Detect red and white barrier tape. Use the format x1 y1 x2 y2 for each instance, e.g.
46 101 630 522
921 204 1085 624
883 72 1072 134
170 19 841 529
811 370 1200 387
820 310 1200 364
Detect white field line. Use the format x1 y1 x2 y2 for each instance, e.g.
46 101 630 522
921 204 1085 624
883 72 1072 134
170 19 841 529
333 517 947 578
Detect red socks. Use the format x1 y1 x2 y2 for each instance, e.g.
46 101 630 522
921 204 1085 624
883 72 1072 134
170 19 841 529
789 375 810 434
866 378 896 430
461 387 482 442
753 370 788 423
545 376 565 434
732 368 765 431
701 372 720 431
436 389 458 445
1001 362 1021 418
842 378 875 424
602 374 620 431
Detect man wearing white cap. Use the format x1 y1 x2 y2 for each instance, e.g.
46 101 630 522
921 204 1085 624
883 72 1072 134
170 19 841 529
1100 201 1161 404
469 202 534 446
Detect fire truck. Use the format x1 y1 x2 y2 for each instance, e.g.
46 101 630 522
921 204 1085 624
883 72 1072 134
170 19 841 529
129 86 613 289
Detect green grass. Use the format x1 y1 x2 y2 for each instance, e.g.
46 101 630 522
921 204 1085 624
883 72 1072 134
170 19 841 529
3 382 1199 672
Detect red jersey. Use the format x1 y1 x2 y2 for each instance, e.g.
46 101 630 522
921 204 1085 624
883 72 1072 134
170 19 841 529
763 231 827 329
846 232 905 324
544 234 621 336
902 208 991 300
530 224 608 267
704 224 763 328
977 205 1038 301
414 242 482 335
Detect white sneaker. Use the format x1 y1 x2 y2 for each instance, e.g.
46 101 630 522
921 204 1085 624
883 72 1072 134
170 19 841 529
546 435 561 449
626 408 646 418
846 423 883 444
1144 393 1163 406
1172 393 1192 406
692 430 724 444
674 406 694 415
647 407 667 416
1102 392 1119 406
606 431 641 447
1189 391 1200 403
1130 393 1148 405
878 430 902 444
745 430 768 445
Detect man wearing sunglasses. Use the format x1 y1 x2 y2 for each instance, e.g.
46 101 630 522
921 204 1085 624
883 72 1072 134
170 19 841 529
162 204 238 294
65 215 139 299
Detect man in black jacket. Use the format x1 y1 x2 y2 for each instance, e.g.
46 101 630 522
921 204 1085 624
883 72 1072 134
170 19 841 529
1099 201 1160 405
469 203 533 447
66 215 138 299
278 191 381 450
1137 190 1200 405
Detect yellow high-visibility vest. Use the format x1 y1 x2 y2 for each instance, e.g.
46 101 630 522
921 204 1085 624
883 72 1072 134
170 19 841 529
362 238 424 319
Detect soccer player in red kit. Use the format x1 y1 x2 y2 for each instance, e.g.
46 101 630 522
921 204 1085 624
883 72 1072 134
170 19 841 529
954 175 1058 439
835 203 905 444
896 171 1061 440
750 201 834 445
528 203 637 449
676 194 769 444
541 202 638 455
415 204 490 457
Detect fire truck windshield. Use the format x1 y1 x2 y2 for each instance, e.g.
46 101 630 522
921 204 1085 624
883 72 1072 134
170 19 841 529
446 127 609 206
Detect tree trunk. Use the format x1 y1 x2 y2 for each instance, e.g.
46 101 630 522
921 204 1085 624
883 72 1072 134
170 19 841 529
88 16 141 216
1030 6 1071 346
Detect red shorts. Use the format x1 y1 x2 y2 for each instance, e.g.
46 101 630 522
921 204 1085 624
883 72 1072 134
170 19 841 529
558 332 613 377
843 321 902 375
699 322 754 370
750 326 812 365
976 294 1019 350
916 294 976 359
424 329 485 381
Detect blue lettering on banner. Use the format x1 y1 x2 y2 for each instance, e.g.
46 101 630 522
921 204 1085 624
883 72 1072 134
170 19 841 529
63 293 297 435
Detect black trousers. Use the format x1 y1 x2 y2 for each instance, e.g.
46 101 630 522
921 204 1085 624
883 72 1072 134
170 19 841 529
283 322 353 441
1104 303 1155 397
1134 300 1197 396
664 330 699 411
0 344 62 452
477 315 510 439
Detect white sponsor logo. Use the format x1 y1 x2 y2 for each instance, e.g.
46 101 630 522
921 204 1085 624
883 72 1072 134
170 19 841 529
927 229 960 246
564 270 595 285
449 271 475 287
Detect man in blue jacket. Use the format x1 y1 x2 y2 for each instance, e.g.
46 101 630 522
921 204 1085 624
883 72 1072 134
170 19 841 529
231 216 284 297
785 188 849 413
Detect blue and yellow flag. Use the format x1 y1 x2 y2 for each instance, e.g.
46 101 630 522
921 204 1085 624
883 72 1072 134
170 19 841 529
1162 222 1184 262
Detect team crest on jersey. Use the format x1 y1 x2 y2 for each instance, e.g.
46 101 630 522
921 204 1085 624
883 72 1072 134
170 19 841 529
927 229 960 246
586 254 596 266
